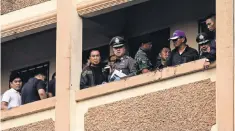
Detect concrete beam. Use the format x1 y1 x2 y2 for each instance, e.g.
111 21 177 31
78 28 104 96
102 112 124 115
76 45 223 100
55 0 82 130
216 0 234 130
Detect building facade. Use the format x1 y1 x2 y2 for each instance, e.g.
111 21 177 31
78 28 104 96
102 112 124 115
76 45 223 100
1 0 234 131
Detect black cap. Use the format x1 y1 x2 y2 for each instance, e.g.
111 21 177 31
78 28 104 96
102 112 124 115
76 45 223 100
196 33 210 45
109 36 126 48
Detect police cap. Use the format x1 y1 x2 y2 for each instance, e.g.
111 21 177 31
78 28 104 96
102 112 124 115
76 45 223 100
109 36 126 48
196 33 210 45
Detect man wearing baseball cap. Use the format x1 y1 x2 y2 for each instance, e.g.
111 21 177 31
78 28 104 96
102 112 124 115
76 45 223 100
167 30 199 66
108 36 137 81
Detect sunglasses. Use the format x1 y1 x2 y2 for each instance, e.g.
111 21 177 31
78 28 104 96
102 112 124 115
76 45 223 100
172 39 179 42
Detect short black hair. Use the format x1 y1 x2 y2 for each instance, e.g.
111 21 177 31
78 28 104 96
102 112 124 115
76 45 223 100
205 13 216 22
89 49 100 57
160 47 170 53
34 71 46 77
9 72 21 83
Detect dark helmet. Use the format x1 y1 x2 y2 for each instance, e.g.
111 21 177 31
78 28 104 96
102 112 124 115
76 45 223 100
196 33 211 45
109 36 126 48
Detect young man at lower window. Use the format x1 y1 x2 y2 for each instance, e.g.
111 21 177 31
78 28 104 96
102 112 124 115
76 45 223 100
1 73 22 110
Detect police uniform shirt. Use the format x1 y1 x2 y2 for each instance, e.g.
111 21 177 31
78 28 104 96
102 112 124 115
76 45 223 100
1 88 21 109
112 55 137 76
135 48 152 73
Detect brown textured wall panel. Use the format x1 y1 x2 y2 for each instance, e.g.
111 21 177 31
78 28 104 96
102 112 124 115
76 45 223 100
1 0 49 15
85 79 216 131
3 119 55 131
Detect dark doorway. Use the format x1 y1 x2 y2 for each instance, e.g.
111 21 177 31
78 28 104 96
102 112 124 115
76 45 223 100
128 28 170 66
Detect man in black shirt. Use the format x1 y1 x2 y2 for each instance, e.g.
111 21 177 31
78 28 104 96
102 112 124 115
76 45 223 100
167 30 199 66
21 73 47 105
80 50 107 89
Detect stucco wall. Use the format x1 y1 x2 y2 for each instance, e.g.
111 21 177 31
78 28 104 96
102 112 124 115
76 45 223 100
3 119 55 131
84 79 216 131
1 62 215 130
1 0 50 15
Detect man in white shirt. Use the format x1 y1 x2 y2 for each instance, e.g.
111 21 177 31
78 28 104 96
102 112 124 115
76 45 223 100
1 73 22 110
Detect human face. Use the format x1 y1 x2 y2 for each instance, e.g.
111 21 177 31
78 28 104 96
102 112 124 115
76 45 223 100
206 18 216 31
89 50 101 65
172 37 184 48
113 46 126 57
200 44 210 52
142 43 152 51
10 78 22 90
160 48 171 60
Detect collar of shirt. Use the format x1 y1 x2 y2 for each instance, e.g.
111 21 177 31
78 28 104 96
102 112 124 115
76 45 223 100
174 45 189 55
10 88 18 93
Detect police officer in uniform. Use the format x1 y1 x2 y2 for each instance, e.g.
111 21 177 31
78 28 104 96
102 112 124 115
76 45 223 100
109 36 137 80
196 32 216 68
135 39 153 74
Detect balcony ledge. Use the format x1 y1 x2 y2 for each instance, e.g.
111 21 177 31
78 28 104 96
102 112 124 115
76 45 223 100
1 59 216 121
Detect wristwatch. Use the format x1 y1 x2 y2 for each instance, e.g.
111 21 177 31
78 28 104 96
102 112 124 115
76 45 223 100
205 59 210 62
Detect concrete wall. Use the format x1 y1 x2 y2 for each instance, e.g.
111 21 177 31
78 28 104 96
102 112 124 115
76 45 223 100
76 66 216 130
3 119 55 131
1 29 56 93
1 0 50 15
1 63 216 131
1 109 55 130
85 79 215 131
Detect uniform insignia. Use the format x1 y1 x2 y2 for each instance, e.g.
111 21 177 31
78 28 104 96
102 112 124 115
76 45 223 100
82 70 92 77
87 71 92 74
115 38 120 44
82 71 87 77
199 35 204 40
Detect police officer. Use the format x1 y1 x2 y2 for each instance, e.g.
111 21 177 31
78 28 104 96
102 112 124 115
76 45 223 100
109 36 137 80
196 33 216 68
135 38 153 74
